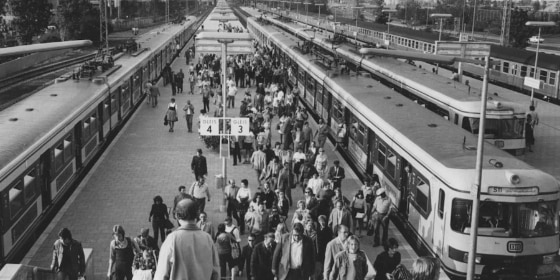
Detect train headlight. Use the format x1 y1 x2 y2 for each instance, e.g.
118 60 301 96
494 140 504 148
505 171 521 185
462 253 482 264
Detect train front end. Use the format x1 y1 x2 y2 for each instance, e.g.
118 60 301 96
444 168 560 280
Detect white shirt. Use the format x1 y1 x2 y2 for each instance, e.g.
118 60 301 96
293 152 306 162
290 237 303 268
308 178 323 196
236 187 252 203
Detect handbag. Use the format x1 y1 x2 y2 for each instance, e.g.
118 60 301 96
163 219 174 229
230 233 240 259
164 115 168 126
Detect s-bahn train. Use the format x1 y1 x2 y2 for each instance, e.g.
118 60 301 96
241 9 528 155
253 5 560 102
0 14 205 265
248 16 560 279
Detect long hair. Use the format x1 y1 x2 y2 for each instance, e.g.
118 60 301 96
411 257 441 280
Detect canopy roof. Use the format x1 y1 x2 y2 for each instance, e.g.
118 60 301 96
195 32 254 55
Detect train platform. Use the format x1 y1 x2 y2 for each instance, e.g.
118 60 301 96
20 29 438 279
246 5 560 181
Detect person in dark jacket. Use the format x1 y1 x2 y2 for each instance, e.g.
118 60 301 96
373 238 401 280
272 223 316 280
51 228 86 280
251 232 277 280
149 195 169 244
191 148 208 180
240 234 256 279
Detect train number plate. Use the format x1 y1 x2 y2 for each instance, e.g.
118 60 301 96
507 241 523 253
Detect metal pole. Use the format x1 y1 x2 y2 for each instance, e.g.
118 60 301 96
218 39 233 211
466 55 490 280
531 27 542 105
471 0 477 36
438 18 443 41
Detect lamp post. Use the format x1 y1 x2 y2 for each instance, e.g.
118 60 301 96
303 2 311 24
382 9 397 34
430 13 452 41
316 3 324 23
217 39 233 202
471 0 477 37
352 6 360 28
525 21 556 105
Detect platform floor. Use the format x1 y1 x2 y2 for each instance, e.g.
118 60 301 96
22 31 447 280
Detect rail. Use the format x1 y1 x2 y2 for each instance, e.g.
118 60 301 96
0 248 93 280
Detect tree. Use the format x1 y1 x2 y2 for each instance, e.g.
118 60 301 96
56 0 100 43
509 8 531 48
9 0 52 44
532 1 541 12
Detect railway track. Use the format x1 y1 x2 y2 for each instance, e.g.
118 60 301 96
0 52 98 111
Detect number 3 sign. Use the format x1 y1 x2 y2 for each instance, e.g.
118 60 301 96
231 118 251 136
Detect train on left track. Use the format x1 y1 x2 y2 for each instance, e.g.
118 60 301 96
0 13 206 265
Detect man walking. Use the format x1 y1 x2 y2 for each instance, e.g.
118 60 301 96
371 188 393 247
327 160 346 190
272 223 316 280
323 225 350 280
191 149 208 181
250 145 267 185
51 228 86 280
154 199 220 280
328 200 353 234
189 177 211 214
240 234 256 279
251 233 277 280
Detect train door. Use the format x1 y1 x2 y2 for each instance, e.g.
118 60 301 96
39 151 52 210
366 129 376 175
398 159 411 217
433 187 446 255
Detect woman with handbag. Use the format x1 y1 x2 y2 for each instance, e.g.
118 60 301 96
108 225 141 280
148 196 169 244
351 191 368 237
166 98 178 132
215 224 239 279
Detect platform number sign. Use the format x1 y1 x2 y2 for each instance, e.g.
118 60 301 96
200 118 219 136
231 118 251 136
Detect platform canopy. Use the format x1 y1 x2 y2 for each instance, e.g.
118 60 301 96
208 14 239 21
195 32 254 55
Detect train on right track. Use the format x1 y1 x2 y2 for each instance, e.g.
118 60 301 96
248 13 560 280
253 5 560 103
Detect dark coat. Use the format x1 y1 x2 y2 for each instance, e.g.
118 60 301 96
240 244 254 277
272 233 316 280
327 165 346 189
191 155 208 176
251 242 276 280
51 239 86 274
277 170 295 192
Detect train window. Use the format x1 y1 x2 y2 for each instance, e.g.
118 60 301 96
332 99 344 123
529 67 535 78
54 144 64 171
415 179 430 213
9 181 24 218
377 142 387 166
438 189 445 218
502 62 509 73
23 172 37 203
539 70 548 83
511 64 518 76
90 115 98 133
451 199 559 237
386 151 396 179
550 72 556 85
297 68 305 83
63 138 73 162
461 117 473 133
83 118 90 139
520 65 528 77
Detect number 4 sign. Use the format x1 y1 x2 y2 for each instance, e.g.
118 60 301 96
200 118 219 136
231 118 251 136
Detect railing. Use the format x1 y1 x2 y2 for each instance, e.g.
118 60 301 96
0 248 93 280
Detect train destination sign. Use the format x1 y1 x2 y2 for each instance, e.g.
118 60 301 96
199 117 251 136
488 186 539 196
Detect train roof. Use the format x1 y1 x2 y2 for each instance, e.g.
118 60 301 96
254 13 527 117
490 44 560 71
358 56 527 116
249 16 559 194
0 18 198 175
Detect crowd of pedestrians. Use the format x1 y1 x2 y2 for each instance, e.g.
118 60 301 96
50 27 444 280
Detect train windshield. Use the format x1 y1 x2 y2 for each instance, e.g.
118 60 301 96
451 199 559 238
463 117 525 139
